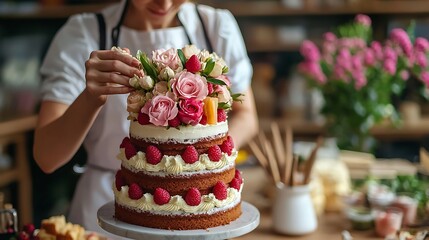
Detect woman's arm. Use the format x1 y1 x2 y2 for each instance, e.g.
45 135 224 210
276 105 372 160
33 50 140 173
228 87 259 149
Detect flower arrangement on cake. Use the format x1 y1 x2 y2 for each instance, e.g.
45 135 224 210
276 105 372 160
121 44 242 127
298 14 429 152
112 45 245 230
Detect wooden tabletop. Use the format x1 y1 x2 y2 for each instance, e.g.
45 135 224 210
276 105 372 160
233 166 382 240
0 114 38 136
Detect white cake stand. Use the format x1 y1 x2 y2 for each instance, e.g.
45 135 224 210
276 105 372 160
97 201 260 240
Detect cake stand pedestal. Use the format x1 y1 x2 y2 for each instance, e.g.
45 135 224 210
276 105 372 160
97 201 260 240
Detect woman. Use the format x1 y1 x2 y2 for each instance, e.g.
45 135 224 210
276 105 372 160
33 0 258 234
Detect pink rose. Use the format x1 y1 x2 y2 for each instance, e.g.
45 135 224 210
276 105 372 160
171 71 208 100
371 41 384 60
421 71 429 87
390 28 412 56
300 40 320 62
323 32 337 42
383 58 397 75
212 75 232 103
355 14 371 27
152 48 181 71
178 98 203 126
415 37 429 52
127 91 145 113
416 51 428 68
364 48 376 66
142 95 178 126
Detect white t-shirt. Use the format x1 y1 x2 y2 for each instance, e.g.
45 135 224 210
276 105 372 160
39 0 252 234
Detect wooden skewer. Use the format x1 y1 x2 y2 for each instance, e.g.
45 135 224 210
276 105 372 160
249 140 278 183
283 125 293 185
248 140 269 170
290 155 299 186
270 122 285 180
303 136 323 184
258 130 269 155
264 139 281 184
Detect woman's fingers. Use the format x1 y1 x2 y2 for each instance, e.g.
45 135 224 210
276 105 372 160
95 50 140 67
86 71 131 86
87 81 133 96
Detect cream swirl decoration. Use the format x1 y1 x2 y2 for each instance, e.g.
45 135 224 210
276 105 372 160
114 184 242 215
117 149 237 175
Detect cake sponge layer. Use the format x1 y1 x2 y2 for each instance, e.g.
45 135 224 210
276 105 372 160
114 202 241 230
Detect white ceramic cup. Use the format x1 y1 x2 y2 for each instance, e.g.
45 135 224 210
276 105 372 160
272 183 317 235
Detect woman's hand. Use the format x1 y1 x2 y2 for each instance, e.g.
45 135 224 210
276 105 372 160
84 48 141 105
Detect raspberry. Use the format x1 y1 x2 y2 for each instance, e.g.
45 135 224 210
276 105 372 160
234 169 242 180
217 109 227 122
124 142 137 160
207 145 222 162
229 178 241 191
120 137 131 149
213 181 227 200
146 145 162 164
168 116 181 128
128 183 143 200
18 231 29 240
199 115 207 125
220 136 234 156
138 112 150 125
185 55 201 73
115 170 126 191
185 187 201 206
154 188 170 205
23 223 35 235
181 146 199 164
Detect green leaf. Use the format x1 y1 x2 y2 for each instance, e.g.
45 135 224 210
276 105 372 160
177 49 187 67
231 93 244 102
218 102 231 110
207 77 227 86
138 52 158 80
222 66 229 74
204 58 215 75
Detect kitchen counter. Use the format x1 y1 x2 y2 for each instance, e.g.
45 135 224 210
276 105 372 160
233 166 382 240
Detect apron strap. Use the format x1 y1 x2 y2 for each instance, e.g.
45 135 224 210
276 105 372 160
195 4 214 53
95 13 106 50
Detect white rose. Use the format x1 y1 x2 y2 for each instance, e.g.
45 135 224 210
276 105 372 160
111 46 132 56
139 76 154 90
209 62 223 78
129 75 140 88
198 50 210 62
159 67 175 81
182 45 201 59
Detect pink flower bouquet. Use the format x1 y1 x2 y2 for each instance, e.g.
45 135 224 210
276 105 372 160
121 45 242 127
298 14 429 151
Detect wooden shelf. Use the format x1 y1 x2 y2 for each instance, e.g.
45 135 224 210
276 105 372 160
201 0 429 17
0 3 111 20
0 114 37 228
0 0 428 20
0 169 18 187
260 117 429 141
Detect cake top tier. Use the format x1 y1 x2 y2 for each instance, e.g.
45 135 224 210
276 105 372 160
119 45 242 128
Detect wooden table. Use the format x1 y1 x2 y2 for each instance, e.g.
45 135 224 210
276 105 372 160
233 166 382 240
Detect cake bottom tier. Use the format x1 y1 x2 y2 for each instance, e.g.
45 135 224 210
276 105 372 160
114 202 242 230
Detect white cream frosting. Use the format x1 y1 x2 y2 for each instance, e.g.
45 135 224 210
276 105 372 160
114 183 242 216
129 121 228 144
117 149 238 176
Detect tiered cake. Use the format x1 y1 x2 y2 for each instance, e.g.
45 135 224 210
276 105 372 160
113 45 243 230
